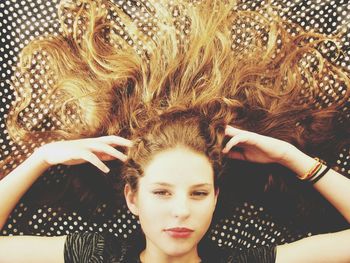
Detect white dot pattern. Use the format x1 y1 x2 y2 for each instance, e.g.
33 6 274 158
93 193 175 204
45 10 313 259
1 0 349 249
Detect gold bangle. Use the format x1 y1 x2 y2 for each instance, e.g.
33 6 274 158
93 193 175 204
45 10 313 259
298 160 322 180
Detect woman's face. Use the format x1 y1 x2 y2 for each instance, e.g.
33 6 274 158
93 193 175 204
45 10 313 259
125 146 218 259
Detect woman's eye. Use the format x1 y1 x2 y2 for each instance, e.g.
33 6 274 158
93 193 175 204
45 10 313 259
152 190 170 196
192 191 209 197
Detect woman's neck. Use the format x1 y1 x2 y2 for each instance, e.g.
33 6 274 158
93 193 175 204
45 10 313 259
139 247 201 263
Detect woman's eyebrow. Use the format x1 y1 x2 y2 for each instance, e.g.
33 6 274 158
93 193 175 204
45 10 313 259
190 183 212 188
151 182 212 187
151 182 173 187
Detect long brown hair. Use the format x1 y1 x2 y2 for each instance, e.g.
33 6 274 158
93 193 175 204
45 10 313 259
2 0 349 186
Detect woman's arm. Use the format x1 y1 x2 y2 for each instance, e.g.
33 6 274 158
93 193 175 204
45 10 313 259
276 146 350 263
0 135 131 230
0 135 131 262
0 236 67 263
0 151 50 230
275 229 350 263
223 125 350 263
223 125 350 223
0 152 66 263
281 146 350 223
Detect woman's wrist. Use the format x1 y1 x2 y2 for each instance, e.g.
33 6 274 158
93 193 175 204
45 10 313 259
31 147 52 173
279 145 317 178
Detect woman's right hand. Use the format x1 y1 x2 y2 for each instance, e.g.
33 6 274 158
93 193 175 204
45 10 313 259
34 136 132 173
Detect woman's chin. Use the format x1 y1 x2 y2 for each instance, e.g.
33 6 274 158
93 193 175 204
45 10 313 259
161 243 197 258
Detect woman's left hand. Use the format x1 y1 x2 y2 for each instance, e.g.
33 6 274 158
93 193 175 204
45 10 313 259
222 125 295 165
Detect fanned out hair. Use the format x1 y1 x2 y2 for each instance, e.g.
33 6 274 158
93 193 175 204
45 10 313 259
2 0 349 188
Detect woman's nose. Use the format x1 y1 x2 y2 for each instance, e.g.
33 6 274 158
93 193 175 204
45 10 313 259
171 196 190 219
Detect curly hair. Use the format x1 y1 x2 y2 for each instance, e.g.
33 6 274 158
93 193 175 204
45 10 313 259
122 99 237 191
2 0 349 190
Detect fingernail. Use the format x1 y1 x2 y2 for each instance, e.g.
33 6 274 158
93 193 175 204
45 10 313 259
104 168 110 173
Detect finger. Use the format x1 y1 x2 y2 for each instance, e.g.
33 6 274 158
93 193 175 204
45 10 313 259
97 154 120 161
227 150 246 161
87 143 128 162
225 125 247 137
99 150 128 162
80 151 110 173
95 135 133 147
222 134 249 153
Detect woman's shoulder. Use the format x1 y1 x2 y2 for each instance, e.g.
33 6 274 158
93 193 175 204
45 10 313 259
232 245 277 263
200 241 277 263
64 231 142 263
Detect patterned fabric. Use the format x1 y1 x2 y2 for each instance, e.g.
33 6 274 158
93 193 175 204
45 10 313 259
64 232 277 263
0 0 349 252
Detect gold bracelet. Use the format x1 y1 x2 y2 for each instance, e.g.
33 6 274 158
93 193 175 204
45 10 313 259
297 159 322 180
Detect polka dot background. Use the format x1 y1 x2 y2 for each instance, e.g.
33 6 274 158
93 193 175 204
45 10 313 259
0 0 349 250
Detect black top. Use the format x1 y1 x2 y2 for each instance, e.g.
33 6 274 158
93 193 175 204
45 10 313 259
64 232 276 263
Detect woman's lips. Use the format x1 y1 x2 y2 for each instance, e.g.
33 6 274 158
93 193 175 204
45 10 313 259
164 227 194 238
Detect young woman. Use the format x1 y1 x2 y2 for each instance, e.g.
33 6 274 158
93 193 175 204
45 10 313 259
0 108 349 263
0 0 349 262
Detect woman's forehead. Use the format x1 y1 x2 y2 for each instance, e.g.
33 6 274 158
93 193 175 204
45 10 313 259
141 146 214 185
